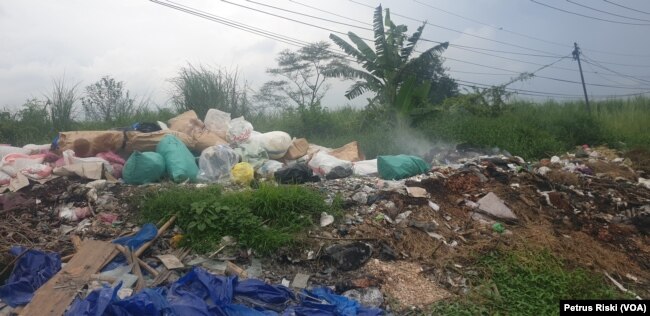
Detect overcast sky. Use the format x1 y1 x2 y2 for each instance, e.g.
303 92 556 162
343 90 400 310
2 0 650 112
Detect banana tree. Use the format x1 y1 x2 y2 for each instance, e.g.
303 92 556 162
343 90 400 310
326 5 449 115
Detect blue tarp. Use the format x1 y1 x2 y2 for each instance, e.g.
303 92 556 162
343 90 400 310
65 267 383 316
0 246 61 307
112 223 158 250
102 223 159 272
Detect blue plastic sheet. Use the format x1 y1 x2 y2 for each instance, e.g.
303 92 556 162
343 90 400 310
297 288 383 316
62 267 383 316
112 223 157 250
0 246 61 307
103 223 158 274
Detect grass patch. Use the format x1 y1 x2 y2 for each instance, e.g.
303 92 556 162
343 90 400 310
431 249 626 315
138 183 336 254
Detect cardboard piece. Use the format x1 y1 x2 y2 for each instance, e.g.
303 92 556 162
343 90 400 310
57 131 125 158
329 141 365 162
20 240 118 316
283 138 309 160
124 130 196 153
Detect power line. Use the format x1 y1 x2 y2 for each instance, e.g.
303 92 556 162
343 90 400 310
367 0 650 57
411 0 571 49
530 0 650 25
237 0 650 88
603 0 650 15
582 60 640 86
245 0 371 31
294 0 650 63
225 0 581 71
566 0 650 22
581 53 650 85
457 79 650 98
289 0 375 24
348 0 567 56
150 0 308 47
290 0 566 59
152 0 649 98
350 0 650 62
449 70 513 76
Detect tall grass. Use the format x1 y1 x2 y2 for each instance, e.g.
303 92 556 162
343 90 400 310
47 76 79 133
171 64 250 119
250 98 650 160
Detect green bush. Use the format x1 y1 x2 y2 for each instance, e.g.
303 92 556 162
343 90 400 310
138 183 336 254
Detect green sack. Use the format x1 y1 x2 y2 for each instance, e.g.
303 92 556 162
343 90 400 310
123 151 165 184
156 134 199 183
377 155 429 180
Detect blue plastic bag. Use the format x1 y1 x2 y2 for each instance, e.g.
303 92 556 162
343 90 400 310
0 246 61 307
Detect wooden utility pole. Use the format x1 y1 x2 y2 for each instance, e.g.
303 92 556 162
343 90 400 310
572 42 591 114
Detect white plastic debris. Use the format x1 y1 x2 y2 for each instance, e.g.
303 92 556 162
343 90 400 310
428 201 440 211
537 166 551 176
320 212 334 227
395 211 412 224
550 156 561 163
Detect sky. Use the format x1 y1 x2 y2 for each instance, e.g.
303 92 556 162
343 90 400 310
1 0 650 113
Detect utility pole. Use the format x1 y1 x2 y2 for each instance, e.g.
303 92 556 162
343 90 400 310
572 42 591 114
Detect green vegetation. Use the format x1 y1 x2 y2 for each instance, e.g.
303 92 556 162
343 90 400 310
256 41 347 110
138 184 336 254
81 76 139 123
431 249 626 316
327 5 456 115
249 98 650 160
171 64 250 119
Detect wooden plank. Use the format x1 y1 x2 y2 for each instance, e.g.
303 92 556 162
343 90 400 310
20 240 117 316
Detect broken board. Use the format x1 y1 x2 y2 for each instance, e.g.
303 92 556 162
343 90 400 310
20 240 117 316
156 254 184 270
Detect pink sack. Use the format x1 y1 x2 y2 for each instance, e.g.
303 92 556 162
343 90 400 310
96 151 126 165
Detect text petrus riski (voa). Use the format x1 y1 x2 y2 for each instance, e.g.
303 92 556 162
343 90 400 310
562 302 647 314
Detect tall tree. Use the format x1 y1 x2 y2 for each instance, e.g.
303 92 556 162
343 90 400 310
326 5 454 114
255 41 347 110
81 76 136 122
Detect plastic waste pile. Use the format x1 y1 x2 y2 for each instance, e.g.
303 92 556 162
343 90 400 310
1 108 433 193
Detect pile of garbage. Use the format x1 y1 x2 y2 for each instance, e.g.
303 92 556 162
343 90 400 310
1 109 431 193
2 108 650 313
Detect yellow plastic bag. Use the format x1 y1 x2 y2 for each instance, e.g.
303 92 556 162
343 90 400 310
231 162 254 185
